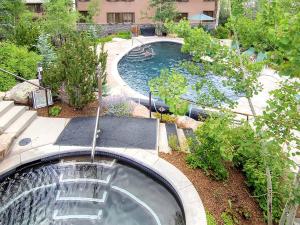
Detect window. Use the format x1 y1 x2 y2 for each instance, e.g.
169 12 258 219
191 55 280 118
106 0 134 2
176 0 189 2
79 11 88 22
107 13 135 24
27 3 43 13
175 13 188 22
203 11 214 17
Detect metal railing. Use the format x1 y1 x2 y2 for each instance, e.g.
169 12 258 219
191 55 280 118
91 106 101 163
0 67 51 116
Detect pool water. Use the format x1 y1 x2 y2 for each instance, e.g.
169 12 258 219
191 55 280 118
0 157 184 225
118 42 239 102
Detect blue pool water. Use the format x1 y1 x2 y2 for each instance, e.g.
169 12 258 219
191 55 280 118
118 42 239 102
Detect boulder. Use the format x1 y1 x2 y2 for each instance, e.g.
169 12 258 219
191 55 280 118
4 79 39 104
175 116 202 131
132 103 150 118
0 133 15 160
0 92 5 101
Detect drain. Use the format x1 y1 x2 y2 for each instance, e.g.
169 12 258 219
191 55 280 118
19 138 32 146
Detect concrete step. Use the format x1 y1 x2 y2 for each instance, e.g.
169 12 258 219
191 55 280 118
0 106 27 134
4 111 37 137
0 101 14 117
158 123 171 153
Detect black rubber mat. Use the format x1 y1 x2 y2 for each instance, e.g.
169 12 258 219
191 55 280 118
55 116 158 150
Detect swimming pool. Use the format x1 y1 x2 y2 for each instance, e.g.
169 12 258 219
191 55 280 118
0 155 185 225
118 41 239 102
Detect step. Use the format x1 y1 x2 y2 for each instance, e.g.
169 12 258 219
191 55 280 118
56 183 108 200
60 159 116 168
59 173 112 185
53 209 103 221
0 106 27 134
0 101 13 117
56 190 108 204
158 123 171 153
4 111 37 136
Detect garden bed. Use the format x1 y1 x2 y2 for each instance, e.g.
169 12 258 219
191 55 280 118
36 100 100 118
160 152 266 225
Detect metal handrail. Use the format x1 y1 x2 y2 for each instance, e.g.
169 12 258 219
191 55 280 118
0 67 51 115
91 106 101 163
131 36 147 47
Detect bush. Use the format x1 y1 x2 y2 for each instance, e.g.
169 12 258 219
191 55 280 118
206 211 217 225
44 32 97 109
0 42 42 91
153 112 176 123
49 105 62 117
168 134 180 151
97 31 132 43
212 25 230 39
232 127 293 222
186 115 234 180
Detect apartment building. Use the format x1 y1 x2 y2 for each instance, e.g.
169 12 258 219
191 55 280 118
25 0 216 25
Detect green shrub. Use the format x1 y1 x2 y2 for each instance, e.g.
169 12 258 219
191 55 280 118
116 31 131 39
221 212 235 225
212 25 230 39
0 42 42 91
168 134 180 151
0 73 16 92
186 115 234 180
153 112 176 123
206 211 217 225
49 105 62 117
232 129 293 222
106 102 132 117
44 32 97 109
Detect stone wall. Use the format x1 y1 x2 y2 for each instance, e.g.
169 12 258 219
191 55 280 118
77 23 156 37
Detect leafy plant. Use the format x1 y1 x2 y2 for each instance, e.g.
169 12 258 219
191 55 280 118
0 42 42 91
168 134 180 151
153 112 176 123
49 105 62 117
149 69 189 115
148 0 178 23
212 25 230 39
206 211 217 225
106 102 132 117
186 114 234 180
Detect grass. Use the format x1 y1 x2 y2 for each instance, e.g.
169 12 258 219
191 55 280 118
98 31 132 43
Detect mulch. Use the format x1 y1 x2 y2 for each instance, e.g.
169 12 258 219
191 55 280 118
160 152 266 225
36 100 101 118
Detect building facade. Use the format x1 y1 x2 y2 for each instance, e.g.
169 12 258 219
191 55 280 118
76 0 216 24
26 0 215 25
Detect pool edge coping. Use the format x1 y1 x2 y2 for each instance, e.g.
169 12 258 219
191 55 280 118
0 145 207 225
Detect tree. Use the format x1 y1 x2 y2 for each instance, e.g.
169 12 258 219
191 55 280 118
149 0 178 23
149 69 189 115
0 0 26 40
42 0 78 38
44 32 98 109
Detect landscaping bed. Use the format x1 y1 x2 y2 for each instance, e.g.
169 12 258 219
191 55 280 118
160 152 266 225
36 100 100 118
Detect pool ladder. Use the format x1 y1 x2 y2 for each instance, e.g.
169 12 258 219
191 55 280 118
52 159 116 223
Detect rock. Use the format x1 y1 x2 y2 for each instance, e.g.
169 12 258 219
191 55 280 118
175 116 202 131
0 133 15 160
4 79 39 104
0 92 5 101
132 103 150 118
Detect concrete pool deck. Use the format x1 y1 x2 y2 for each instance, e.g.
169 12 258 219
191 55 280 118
105 36 282 117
